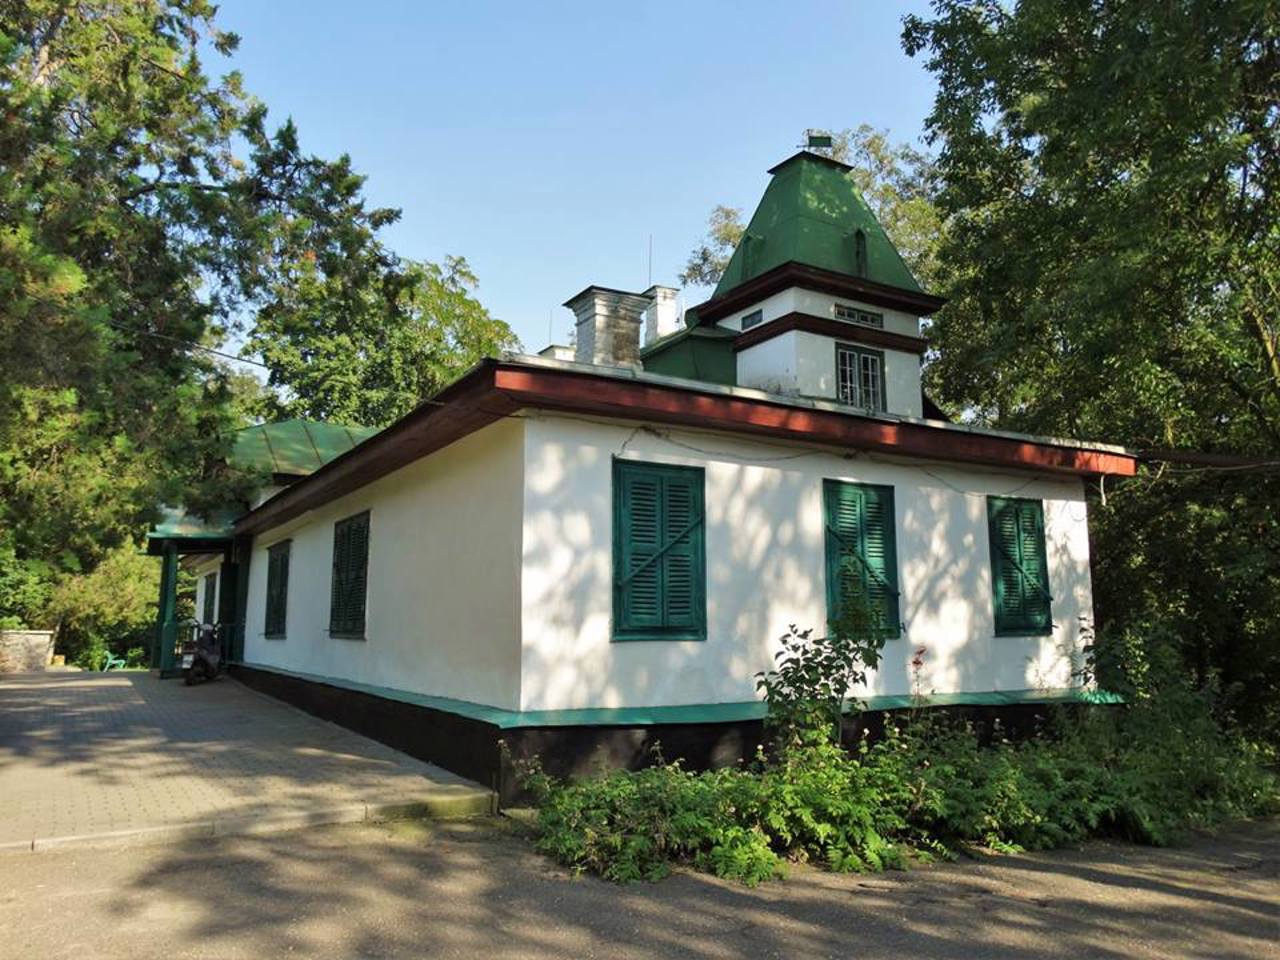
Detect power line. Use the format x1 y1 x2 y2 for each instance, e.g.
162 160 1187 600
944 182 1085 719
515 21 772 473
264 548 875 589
102 318 269 369
109 317 1279 476
1162 461 1280 475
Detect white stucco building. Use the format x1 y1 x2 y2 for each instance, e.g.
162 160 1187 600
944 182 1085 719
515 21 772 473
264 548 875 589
155 151 1137 796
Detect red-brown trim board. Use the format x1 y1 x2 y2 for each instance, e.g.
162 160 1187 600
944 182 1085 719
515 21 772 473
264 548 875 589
732 312 929 355
236 359 1137 536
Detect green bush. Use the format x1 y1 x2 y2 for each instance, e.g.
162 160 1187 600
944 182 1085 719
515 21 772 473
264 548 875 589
514 622 1279 885
46 544 157 669
862 717 1115 853
515 753 781 885
74 634 111 671
518 713 1275 885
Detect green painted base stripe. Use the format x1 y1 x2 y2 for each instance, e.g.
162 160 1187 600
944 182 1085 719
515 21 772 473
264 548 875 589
239 661 1121 729
239 662 524 727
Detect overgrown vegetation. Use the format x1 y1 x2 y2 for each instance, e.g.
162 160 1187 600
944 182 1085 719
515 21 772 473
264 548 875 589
512 621 1278 886
902 0 1280 747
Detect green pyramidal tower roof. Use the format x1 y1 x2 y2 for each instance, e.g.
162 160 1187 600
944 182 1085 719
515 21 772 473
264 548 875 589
712 151 924 299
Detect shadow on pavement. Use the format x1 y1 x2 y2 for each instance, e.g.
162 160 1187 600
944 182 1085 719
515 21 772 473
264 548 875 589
74 817 1279 960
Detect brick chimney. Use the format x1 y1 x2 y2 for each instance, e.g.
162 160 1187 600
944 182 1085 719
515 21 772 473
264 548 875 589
564 286 650 367
642 285 681 346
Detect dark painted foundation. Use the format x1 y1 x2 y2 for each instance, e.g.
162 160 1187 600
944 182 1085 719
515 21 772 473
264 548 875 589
231 664 1097 806
231 664 506 794
499 720 768 804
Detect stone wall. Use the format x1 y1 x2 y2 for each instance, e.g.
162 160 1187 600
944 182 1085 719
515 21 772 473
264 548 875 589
0 630 55 672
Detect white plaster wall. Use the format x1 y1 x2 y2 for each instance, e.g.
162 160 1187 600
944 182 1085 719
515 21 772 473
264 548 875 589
736 330 800 395
717 287 922 338
242 419 525 710
737 329 924 418
191 556 221 622
520 415 1095 712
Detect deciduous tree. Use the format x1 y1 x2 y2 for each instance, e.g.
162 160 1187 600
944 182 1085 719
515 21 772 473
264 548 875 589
903 0 1280 736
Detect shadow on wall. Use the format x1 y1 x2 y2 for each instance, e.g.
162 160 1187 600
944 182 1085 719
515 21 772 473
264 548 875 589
518 418 1093 717
519 427 821 714
895 474 1090 699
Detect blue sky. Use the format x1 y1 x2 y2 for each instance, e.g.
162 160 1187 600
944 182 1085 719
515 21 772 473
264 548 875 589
211 0 938 352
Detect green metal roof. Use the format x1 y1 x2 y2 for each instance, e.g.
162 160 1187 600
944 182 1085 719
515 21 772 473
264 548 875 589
147 418 379 550
231 418 380 478
640 325 738 386
713 151 925 299
148 505 240 539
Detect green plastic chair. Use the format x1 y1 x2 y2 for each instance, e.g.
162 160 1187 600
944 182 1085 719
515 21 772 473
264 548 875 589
101 652 127 671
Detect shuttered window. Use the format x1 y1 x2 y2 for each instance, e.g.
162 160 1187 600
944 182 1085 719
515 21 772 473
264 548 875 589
329 511 370 638
823 480 900 638
264 541 290 638
987 497 1053 636
613 460 706 641
202 572 217 625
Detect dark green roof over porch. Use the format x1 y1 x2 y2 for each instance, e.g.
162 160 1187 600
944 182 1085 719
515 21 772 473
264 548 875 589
232 418 380 479
147 417 380 555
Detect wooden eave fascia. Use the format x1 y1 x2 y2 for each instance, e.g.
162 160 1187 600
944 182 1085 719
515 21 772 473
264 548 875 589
234 358 1137 538
234 362 516 537
694 261 948 324
732 311 929 355
490 364 1136 479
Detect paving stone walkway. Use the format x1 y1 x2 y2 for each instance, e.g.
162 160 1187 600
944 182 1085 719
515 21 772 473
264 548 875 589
0 671 491 850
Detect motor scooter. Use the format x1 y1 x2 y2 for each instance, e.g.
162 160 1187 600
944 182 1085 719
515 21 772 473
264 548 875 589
182 622 222 685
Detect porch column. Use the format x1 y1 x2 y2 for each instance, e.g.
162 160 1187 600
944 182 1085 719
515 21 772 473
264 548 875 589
154 542 179 673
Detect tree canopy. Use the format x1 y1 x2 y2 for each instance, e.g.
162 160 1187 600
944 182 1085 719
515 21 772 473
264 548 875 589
250 254 517 428
903 0 1280 737
0 1 515 641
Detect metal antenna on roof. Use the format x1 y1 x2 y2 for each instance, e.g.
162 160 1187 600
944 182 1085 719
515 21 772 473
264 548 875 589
647 234 653 287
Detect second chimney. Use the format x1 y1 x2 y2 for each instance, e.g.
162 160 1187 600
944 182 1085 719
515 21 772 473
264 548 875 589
642 285 681 346
564 286 650 367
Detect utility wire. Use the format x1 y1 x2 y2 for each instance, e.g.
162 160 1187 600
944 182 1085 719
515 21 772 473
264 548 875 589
104 316 1280 475
1159 460 1280 475
102 318 269 369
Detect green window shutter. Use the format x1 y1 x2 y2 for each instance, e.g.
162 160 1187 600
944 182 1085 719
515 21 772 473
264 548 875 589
613 460 706 641
824 481 906 640
987 497 1053 636
264 541 290 638
329 511 370 637
202 572 217 624
823 480 901 639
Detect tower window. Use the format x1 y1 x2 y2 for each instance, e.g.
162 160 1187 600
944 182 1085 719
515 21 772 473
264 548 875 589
836 344 885 413
741 309 764 330
854 230 868 277
834 303 884 328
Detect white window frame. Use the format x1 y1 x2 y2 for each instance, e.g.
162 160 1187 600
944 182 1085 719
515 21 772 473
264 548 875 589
836 343 886 413
834 303 884 329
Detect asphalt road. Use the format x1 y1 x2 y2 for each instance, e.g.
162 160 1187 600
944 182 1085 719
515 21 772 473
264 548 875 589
1 817 1276 959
